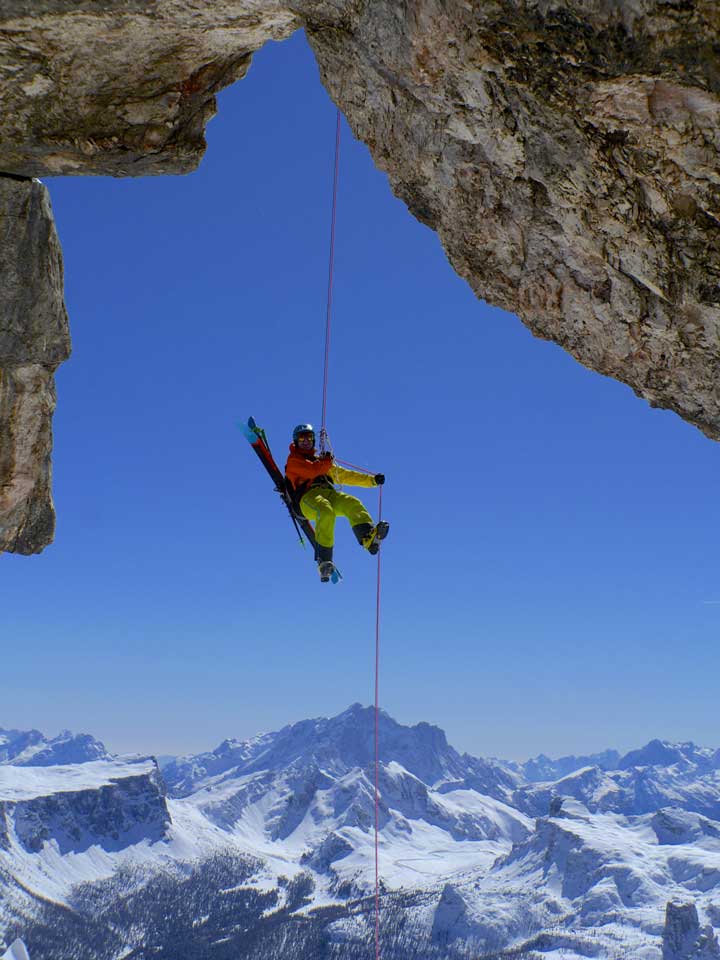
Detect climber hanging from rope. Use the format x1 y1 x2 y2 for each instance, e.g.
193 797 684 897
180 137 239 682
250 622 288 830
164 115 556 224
285 423 388 582
242 107 383 960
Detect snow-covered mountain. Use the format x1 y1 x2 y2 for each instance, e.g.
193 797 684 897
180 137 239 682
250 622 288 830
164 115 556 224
516 748 622 782
1 758 169 858
0 728 109 767
514 745 720 821
1 710 720 960
163 703 518 802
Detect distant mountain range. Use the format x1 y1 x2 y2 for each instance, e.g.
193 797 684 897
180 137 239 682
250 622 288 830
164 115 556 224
0 728 109 767
0 706 719 960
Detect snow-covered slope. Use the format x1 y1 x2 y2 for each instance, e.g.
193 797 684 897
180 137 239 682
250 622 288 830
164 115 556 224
0 758 170 903
174 754 531 894
409 797 720 959
2 711 720 960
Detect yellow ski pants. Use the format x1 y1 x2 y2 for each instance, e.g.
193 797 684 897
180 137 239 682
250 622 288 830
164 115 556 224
300 486 373 548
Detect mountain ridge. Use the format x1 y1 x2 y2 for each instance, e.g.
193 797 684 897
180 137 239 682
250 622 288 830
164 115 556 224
3 708 720 959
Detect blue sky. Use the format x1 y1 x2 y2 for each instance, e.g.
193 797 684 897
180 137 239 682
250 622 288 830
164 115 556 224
3 32 719 761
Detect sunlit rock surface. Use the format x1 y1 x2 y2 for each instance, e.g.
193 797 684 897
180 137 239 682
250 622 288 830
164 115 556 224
0 0 718 551
304 1 720 439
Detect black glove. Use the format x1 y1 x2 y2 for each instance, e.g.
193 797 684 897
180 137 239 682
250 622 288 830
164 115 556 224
374 473 385 485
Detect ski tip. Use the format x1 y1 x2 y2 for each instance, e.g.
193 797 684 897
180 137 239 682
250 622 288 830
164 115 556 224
238 418 258 442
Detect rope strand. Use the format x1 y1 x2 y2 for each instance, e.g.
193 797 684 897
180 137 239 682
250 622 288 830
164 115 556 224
334 456 374 474
320 108 342 453
318 108 383 960
374 486 383 960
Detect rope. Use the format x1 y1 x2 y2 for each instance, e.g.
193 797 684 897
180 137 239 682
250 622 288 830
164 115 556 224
335 457 383 958
320 108 342 454
374 485 383 960
318 110 383 959
333 456 373 474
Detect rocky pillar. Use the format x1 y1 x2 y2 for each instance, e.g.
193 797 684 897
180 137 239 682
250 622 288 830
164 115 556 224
662 902 720 960
0 175 70 554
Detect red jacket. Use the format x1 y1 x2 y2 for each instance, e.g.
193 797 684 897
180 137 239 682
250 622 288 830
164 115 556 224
285 444 333 498
285 445 378 500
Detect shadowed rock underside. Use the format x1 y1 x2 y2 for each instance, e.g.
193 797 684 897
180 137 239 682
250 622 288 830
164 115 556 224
0 176 68 554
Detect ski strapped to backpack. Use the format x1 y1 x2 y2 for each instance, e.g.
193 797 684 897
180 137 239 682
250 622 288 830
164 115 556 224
239 417 342 583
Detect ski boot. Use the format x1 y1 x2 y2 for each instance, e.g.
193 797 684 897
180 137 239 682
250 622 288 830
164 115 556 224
317 544 334 583
366 521 390 555
353 521 390 555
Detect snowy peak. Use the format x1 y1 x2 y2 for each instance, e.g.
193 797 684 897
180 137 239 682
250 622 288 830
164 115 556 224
619 739 716 772
161 705 531 895
163 703 510 798
516 761 720 821
518 740 720 784
0 729 45 764
511 739 720 821
256 702 460 784
520 749 621 782
3 711 720 960
0 727 109 767
514 765 621 817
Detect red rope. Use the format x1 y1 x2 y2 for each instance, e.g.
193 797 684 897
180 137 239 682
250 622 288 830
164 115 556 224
374 485 383 960
334 456 374 475
335 453 383 956
320 109 341 453
319 110 382 959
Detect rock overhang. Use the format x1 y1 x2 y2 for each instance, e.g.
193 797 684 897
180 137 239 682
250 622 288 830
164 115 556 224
0 0 718 554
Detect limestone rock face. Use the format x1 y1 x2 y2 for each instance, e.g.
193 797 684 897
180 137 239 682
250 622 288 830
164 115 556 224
303 0 720 438
0 1 298 178
0 0 719 552
0 176 69 554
